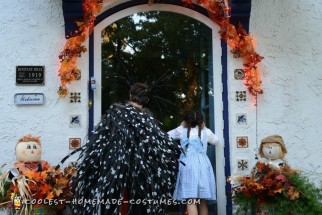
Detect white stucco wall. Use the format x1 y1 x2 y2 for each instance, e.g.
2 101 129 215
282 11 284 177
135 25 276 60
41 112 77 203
0 0 89 166
229 0 322 185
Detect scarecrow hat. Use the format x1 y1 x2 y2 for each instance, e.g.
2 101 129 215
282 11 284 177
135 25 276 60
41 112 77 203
259 135 287 158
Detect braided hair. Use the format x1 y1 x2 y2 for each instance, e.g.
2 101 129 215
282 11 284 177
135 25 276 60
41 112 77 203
183 110 204 138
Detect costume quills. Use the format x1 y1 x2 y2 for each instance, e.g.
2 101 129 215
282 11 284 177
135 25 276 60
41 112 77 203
72 103 181 215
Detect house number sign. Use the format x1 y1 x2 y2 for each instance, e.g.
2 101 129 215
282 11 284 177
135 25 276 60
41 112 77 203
16 66 45 85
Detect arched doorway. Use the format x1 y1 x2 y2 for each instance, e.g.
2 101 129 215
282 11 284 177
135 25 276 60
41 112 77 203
90 3 226 215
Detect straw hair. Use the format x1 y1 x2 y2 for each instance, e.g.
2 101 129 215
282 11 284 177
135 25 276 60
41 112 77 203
16 134 41 146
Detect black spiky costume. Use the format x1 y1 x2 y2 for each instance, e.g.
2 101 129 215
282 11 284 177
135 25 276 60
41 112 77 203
72 103 181 215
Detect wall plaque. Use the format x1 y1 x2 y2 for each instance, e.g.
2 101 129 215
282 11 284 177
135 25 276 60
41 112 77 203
14 93 45 105
16 66 45 85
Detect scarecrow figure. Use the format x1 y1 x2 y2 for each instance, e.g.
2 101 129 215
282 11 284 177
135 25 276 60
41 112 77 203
14 134 49 175
258 135 287 167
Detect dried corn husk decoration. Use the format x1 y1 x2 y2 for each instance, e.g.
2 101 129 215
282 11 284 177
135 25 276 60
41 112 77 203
0 166 36 215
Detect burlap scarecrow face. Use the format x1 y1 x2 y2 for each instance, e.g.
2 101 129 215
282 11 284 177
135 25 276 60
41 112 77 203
259 135 287 160
261 143 283 160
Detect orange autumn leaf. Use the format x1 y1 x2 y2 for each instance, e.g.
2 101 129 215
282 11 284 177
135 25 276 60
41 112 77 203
253 182 263 190
46 191 55 200
9 183 19 193
24 170 36 179
56 177 69 187
76 21 83 27
273 188 283 194
42 163 50 171
256 162 266 172
33 173 43 182
36 191 45 200
28 182 38 194
64 166 77 176
238 185 247 192
40 171 48 179
54 188 63 197
25 170 42 182
288 187 300 200
40 183 52 195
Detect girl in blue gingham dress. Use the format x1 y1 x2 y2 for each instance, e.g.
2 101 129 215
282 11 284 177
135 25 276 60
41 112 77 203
168 110 219 215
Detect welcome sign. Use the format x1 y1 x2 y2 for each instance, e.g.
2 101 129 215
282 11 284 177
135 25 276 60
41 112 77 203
14 93 45 105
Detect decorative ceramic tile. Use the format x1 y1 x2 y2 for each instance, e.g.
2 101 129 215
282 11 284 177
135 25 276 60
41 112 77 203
237 159 249 171
70 92 81 103
69 114 81 127
236 91 247 101
69 138 81 149
237 136 248 148
236 113 247 125
69 161 80 168
234 69 245 80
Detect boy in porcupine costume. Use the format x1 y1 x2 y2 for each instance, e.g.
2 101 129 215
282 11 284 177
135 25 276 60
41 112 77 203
72 83 181 215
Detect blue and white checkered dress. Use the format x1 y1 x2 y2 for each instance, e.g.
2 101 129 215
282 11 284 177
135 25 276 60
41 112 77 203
170 127 217 200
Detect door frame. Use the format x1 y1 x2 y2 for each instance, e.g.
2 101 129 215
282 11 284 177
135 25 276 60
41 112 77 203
89 3 228 215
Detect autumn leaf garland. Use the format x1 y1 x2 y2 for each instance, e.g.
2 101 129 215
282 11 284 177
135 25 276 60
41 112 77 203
58 0 103 97
58 0 263 97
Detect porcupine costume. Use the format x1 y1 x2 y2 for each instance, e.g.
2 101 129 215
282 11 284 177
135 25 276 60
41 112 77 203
71 84 181 215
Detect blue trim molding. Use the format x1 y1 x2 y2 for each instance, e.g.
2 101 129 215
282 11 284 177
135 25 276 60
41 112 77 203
62 0 252 36
95 0 209 24
221 39 232 214
230 0 252 32
62 0 83 38
88 34 94 134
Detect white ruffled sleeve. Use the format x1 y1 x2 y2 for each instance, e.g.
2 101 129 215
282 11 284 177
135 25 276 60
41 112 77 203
206 128 220 145
167 125 184 140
